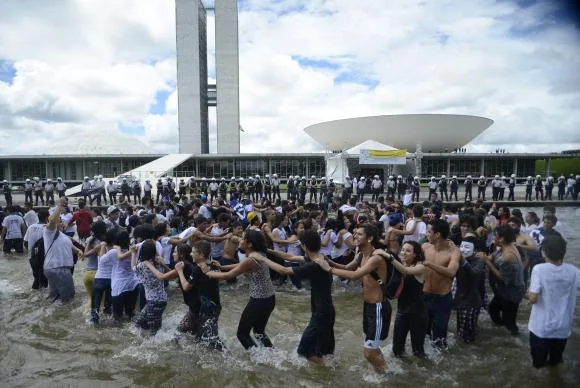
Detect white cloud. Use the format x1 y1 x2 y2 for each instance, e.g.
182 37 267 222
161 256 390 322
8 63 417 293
0 0 579 156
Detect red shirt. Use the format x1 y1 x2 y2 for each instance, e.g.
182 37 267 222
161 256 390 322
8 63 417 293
71 209 93 238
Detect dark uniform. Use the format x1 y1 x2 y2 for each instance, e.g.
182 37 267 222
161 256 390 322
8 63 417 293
308 177 318 203
477 177 487 201
156 179 164 204
534 176 544 201
449 177 458 201
2 181 12 207
464 177 473 202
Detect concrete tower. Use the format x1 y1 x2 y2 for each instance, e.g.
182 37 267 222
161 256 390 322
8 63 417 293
215 0 240 154
175 0 240 154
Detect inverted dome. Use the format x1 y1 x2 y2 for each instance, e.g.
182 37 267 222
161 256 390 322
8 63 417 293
304 114 493 152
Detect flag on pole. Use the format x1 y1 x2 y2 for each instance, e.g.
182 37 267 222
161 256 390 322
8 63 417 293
239 125 245 133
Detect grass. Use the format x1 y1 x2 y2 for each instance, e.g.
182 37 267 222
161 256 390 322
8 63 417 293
536 158 580 176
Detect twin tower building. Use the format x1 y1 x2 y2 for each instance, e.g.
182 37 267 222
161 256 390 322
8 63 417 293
176 0 240 154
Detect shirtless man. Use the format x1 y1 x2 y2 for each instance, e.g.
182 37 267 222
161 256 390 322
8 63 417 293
222 221 244 262
422 219 461 349
319 223 391 371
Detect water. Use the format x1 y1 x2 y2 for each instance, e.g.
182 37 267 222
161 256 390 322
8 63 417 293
1 207 579 387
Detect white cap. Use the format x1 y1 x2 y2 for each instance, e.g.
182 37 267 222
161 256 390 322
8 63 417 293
106 206 119 215
480 175 485 179
26 178 30 182
47 178 52 182
221 177 226 181
57 177 62 180
311 175 316 178
495 175 499 178
231 176 235 180
273 174 278 177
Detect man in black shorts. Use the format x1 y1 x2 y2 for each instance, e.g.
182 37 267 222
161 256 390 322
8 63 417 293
319 223 391 372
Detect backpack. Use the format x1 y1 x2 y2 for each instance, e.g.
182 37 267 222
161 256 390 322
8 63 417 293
30 230 60 272
370 249 405 300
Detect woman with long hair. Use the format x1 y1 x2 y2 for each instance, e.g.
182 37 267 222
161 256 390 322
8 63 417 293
206 229 276 350
483 224 525 335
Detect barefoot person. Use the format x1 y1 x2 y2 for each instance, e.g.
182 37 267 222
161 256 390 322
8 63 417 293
319 223 391 371
257 230 334 364
422 219 461 350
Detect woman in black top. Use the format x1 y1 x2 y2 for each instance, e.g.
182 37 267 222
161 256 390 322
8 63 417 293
387 241 428 358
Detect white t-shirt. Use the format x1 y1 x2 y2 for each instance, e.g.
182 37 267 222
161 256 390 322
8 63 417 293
403 218 427 243
2 214 24 239
403 193 413 206
210 226 225 258
43 228 74 269
379 214 389 231
332 232 352 259
24 210 39 227
199 205 212 220
160 237 173 265
24 223 46 248
528 263 580 338
320 230 338 257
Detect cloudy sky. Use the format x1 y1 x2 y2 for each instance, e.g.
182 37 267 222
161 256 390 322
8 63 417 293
0 0 579 155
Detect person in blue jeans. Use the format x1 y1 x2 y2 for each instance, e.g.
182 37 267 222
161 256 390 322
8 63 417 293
91 228 117 324
422 219 461 350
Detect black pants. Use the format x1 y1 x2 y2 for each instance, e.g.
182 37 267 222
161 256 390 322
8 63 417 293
488 294 519 335
439 189 448 201
508 188 515 201
109 192 117 204
424 293 453 349
25 191 33 203
273 187 280 200
465 189 472 201
3 238 23 253
237 295 276 349
525 189 532 201
372 188 381 201
545 188 553 200
112 288 138 321
535 188 544 200
91 278 112 323
298 309 335 359
57 190 66 198
478 188 486 200
529 331 567 369
29 256 48 289
412 189 420 202
449 189 458 201
34 191 44 205
3 194 12 207
392 306 428 357
46 191 54 202
309 190 317 203
557 188 564 200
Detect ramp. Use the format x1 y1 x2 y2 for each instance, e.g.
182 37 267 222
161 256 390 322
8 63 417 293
65 153 192 199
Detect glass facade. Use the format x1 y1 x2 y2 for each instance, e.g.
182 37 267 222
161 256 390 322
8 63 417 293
516 159 536 178
449 159 481 177
11 160 45 181
0 155 548 183
421 159 447 178
484 159 514 177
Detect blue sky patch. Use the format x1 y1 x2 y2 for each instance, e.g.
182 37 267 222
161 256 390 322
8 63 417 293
0 59 16 85
149 90 171 115
334 71 379 89
118 122 145 136
292 56 340 70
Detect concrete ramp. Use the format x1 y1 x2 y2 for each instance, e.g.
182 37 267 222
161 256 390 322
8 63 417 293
65 153 192 199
